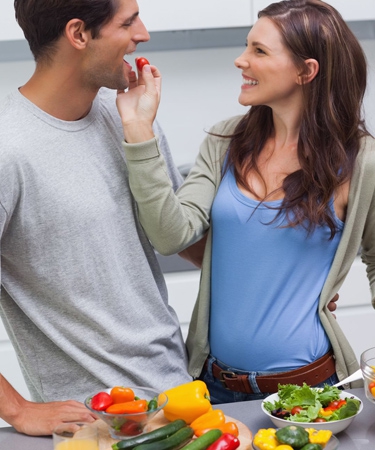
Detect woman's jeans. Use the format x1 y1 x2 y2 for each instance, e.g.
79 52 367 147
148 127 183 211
199 354 340 404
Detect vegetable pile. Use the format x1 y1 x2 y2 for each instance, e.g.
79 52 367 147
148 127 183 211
253 425 332 450
89 386 161 437
263 383 361 423
109 381 241 450
111 419 240 450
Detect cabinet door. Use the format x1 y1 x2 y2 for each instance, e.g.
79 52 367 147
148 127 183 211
327 0 375 21
165 271 200 340
138 0 252 31
252 0 375 22
0 1 252 42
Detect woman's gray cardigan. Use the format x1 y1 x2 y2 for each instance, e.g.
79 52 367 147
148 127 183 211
123 115 375 386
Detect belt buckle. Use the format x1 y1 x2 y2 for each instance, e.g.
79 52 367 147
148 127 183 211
219 370 237 390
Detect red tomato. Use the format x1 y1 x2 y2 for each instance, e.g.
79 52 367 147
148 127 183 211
291 406 303 415
91 392 113 411
120 420 143 436
369 381 375 389
325 400 340 411
136 57 150 71
314 418 327 423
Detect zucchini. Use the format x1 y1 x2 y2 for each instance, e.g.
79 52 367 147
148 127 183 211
112 420 187 450
180 429 222 450
132 426 194 450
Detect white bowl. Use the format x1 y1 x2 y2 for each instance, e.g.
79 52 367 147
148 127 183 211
253 434 340 450
261 390 362 434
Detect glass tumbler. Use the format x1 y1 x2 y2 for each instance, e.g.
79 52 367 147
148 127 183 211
53 422 99 450
360 347 375 405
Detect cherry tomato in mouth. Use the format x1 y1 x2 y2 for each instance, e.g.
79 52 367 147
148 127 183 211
136 57 150 71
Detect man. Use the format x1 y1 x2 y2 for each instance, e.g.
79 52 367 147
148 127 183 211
0 0 192 436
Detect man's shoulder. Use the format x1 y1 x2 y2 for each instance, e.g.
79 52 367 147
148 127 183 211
0 91 18 120
0 92 25 144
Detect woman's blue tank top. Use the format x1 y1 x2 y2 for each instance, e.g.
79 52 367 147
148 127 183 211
209 166 344 372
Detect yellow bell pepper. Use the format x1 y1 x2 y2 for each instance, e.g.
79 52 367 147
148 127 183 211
319 407 333 417
253 428 278 450
305 428 333 445
275 446 294 450
190 409 225 433
162 380 212 424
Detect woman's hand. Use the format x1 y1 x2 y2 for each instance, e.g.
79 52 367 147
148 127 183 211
116 63 161 143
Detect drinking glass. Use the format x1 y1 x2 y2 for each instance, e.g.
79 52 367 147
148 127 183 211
360 347 375 405
53 422 99 450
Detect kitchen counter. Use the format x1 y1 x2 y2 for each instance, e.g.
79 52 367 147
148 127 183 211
0 388 373 450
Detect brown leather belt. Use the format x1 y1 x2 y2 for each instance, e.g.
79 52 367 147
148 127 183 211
206 350 336 394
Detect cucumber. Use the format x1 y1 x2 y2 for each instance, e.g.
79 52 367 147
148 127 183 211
180 429 222 450
112 420 187 450
132 426 194 450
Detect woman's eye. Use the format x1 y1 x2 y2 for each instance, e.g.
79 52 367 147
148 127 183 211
255 47 266 54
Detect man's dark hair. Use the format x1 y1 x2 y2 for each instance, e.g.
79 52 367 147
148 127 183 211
14 0 119 61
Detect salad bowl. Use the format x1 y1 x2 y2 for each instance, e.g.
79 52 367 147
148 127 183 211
261 387 362 434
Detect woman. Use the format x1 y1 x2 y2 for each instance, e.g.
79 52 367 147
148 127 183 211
117 0 375 403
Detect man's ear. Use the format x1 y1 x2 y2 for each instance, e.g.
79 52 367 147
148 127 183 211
297 58 319 85
64 18 90 50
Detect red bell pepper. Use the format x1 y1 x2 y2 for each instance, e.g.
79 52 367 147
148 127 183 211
90 391 113 411
206 433 240 450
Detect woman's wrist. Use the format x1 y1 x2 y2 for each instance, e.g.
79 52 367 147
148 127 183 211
123 122 155 144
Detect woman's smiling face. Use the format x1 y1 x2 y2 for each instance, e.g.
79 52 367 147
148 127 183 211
234 17 303 111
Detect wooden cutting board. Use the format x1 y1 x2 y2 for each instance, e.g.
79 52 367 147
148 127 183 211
92 410 252 450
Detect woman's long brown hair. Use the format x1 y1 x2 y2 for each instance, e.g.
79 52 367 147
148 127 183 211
225 0 370 238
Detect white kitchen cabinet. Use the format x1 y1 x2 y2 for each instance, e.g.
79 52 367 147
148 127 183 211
0 0 252 42
252 0 375 22
164 271 200 339
327 0 375 21
137 0 252 31
335 257 375 359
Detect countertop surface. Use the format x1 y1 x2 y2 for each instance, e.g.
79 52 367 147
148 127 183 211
0 388 373 450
